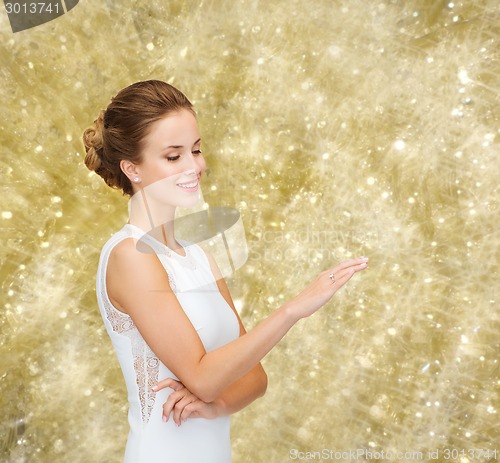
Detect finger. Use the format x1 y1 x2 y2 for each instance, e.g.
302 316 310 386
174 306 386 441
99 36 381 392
332 267 357 288
162 395 179 422
343 261 368 275
152 377 184 393
179 401 197 422
325 261 366 287
162 390 185 422
324 259 368 282
329 257 368 276
173 395 196 426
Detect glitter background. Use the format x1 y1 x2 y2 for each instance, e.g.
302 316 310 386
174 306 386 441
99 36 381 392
1 1 499 462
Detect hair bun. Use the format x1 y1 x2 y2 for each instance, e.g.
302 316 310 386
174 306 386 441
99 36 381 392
83 109 106 172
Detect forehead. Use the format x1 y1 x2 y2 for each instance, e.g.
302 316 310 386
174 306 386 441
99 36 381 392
144 109 199 150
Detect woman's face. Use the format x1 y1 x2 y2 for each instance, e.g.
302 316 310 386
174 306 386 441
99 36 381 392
135 109 206 208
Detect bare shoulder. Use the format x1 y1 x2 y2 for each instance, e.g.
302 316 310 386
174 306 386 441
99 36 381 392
109 236 136 255
108 237 164 270
106 238 172 313
107 237 143 276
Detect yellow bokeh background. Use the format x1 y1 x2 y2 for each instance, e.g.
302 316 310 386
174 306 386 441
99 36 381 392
1 1 498 462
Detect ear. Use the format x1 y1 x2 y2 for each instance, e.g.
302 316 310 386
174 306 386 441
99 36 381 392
120 160 140 182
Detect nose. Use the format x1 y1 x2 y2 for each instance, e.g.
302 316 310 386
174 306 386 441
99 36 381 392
185 151 206 178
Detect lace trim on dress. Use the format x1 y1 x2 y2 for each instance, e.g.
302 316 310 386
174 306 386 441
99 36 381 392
100 235 178 424
167 271 177 292
100 281 159 424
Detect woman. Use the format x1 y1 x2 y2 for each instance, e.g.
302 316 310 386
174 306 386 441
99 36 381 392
82 79 368 463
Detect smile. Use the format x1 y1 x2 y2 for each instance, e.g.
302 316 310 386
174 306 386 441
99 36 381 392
176 180 199 190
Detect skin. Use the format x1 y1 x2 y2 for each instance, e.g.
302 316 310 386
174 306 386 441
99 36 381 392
106 109 369 427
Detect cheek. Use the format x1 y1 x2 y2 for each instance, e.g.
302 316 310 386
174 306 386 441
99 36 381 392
146 176 176 197
144 162 180 190
155 162 183 179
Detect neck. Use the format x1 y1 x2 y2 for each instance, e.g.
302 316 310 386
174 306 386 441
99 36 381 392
127 189 177 248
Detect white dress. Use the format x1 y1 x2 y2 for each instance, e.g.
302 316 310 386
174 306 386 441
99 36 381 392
95 223 240 463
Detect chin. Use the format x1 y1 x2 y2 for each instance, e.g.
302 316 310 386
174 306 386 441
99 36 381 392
168 191 201 209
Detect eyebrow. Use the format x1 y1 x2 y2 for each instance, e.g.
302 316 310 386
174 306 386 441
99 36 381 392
161 138 201 151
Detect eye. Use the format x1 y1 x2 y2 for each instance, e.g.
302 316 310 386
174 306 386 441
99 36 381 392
192 149 202 156
166 155 181 161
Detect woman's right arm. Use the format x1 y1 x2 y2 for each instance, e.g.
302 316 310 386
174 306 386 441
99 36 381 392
108 238 368 403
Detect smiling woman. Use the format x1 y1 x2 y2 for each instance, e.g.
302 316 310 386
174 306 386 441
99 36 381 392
81 79 368 462
121 109 206 224
82 80 197 198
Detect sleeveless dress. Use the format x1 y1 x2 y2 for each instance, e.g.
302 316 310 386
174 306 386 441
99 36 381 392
95 223 240 463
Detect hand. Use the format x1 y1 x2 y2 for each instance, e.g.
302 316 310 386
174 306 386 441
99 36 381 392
152 378 222 426
288 256 369 320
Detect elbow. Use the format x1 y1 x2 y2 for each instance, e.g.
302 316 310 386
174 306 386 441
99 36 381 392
190 380 222 404
192 370 268 403
198 390 219 404
260 373 268 397
255 368 268 398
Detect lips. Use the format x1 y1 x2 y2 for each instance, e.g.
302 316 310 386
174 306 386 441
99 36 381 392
176 180 199 191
